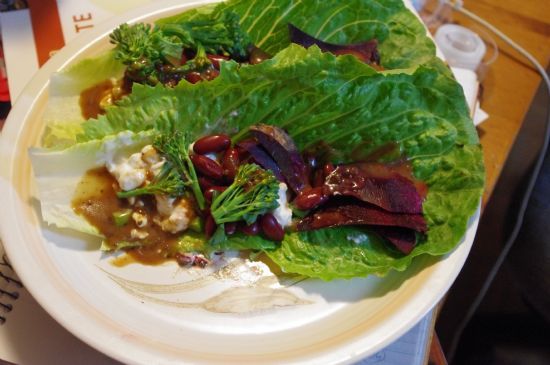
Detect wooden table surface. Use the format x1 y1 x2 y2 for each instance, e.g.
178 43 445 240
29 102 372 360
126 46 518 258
427 1 550 363
457 0 550 204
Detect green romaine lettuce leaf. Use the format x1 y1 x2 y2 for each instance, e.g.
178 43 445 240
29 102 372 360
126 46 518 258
30 130 154 235
211 233 278 252
267 227 404 280
176 231 277 254
78 45 475 155
51 45 483 279
157 0 435 69
41 51 125 148
42 0 435 148
32 1 484 280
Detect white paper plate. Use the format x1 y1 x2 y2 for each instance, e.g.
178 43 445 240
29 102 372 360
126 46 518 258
0 1 480 364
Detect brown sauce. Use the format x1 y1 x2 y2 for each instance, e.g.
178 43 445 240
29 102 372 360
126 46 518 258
71 167 182 265
79 78 131 120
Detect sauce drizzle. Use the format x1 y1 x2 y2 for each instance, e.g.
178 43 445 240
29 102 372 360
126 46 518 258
71 167 182 265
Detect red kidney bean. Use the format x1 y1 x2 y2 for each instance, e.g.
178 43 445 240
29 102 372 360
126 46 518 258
193 134 231 155
260 213 285 241
204 186 227 202
206 54 229 69
202 68 220 81
204 215 216 238
185 71 202 84
180 51 188 65
224 222 237 235
240 221 260 236
323 163 335 177
198 177 217 191
249 46 271 65
193 255 209 268
191 154 224 180
222 148 240 181
293 187 328 211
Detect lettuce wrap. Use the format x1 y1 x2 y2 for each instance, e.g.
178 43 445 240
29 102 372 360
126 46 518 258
31 0 484 280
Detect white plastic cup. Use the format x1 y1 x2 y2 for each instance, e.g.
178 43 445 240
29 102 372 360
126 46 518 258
434 24 487 71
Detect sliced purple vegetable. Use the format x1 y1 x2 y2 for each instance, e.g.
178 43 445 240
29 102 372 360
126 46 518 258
288 23 381 66
237 139 285 181
324 163 423 214
249 124 309 194
370 226 417 255
296 202 427 233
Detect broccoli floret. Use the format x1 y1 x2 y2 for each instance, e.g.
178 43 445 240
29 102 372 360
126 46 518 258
116 163 185 198
159 10 251 60
109 10 252 86
210 163 279 225
110 23 183 85
154 131 205 210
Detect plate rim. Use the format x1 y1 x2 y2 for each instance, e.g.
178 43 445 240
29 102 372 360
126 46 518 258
0 0 481 363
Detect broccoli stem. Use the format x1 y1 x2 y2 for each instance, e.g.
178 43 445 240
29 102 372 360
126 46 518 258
154 131 206 211
116 163 185 198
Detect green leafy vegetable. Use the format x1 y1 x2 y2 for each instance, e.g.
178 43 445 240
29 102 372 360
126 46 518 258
77 46 471 156
175 232 208 253
176 231 277 255
158 9 251 60
33 0 485 279
36 45 484 278
112 209 132 226
211 233 278 252
268 227 404 280
110 23 183 64
41 0 440 146
116 162 185 198
210 163 279 225
110 23 183 85
179 43 212 73
153 131 205 210
208 163 279 246
29 130 154 235
109 10 250 86
188 217 204 233
157 0 434 69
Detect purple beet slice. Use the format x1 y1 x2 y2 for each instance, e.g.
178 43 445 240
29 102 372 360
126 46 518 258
249 124 309 194
370 226 417 255
237 139 285 181
288 23 381 66
324 163 423 214
296 202 427 233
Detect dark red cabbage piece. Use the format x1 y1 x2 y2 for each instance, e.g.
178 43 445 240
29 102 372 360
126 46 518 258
237 139 285 181
288 23 381 66
296 202 427 233
250 124 309 194
324 163 424 214
370 226 417 254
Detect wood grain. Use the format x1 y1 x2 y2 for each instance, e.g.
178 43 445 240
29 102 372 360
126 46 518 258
457 0 550 204
429 1 550 362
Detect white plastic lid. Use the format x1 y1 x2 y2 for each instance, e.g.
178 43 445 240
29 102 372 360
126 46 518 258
434 24 486 71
